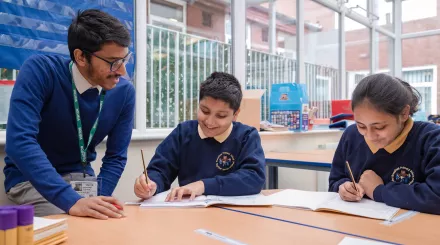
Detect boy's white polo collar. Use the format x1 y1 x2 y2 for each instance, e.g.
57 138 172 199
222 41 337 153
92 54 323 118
198 123 233 143
71 62 102 94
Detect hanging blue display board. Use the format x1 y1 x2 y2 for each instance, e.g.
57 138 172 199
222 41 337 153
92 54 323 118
0 0 135 79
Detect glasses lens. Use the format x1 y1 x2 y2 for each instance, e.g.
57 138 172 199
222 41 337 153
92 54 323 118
111 60 123 72
110 53 131 72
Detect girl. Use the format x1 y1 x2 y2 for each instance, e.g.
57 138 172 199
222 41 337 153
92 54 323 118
329 73 440 214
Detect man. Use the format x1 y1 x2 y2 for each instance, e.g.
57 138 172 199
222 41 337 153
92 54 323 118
3 9 135 219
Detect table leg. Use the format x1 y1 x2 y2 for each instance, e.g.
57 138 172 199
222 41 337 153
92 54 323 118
268 165 278 189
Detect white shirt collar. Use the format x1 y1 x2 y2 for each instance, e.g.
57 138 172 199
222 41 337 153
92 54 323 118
198 123 233 143
71 63 102 94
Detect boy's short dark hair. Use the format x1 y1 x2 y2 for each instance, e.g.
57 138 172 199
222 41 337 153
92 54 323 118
199 72 242 112
68 9 131 62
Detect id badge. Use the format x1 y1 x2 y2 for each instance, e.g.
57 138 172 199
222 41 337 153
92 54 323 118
70 178 98 198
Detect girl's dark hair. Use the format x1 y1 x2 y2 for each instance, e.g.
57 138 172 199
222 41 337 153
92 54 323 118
351 73 421 116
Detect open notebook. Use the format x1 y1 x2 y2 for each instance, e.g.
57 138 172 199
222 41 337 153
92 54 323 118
34 217 68 245
269 189 399 220
126 190 273 208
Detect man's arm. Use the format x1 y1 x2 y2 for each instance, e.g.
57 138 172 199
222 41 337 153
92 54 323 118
98 85 135 196
5 55 82 212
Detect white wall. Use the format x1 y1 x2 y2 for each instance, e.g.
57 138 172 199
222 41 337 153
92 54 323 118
0 130 342 205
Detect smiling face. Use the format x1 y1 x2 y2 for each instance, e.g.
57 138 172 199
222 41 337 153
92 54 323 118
74 42 129 90
197 96 239 138
353 100 409 149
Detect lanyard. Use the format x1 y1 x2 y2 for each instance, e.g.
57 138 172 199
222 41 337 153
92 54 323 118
69 62 106 177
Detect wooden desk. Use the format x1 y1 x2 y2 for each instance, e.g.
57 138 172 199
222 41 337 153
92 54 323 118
265 150 335 189
225 205 440 245
52 205 405 245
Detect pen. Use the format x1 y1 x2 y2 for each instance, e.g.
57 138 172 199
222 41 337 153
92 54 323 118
113 204 123 210
345 161 358 192
112 204 126 217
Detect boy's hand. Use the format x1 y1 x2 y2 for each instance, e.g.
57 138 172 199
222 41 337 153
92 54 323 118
69 196 124 219
134 174 157 199
338 181 365 202
359 170 384 200
165 181 205 202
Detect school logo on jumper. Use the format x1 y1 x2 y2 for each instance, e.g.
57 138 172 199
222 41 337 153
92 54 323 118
216 152 235 171
391 166 414 185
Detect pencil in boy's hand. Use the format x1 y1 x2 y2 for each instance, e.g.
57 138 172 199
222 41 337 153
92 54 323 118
141 149 149 184
345 161 358 192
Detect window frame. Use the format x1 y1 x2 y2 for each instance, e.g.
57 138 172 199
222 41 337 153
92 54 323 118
149 0 187 33
347 65 438 115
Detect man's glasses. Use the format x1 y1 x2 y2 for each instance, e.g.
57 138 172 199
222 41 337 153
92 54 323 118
82 50 132 72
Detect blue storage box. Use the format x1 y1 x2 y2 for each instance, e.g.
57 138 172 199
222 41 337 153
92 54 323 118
270 83 309 131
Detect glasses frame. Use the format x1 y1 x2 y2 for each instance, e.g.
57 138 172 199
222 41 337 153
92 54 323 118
82 50 132 72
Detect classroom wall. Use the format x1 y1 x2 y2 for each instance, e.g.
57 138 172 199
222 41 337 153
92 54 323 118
0 131 342 205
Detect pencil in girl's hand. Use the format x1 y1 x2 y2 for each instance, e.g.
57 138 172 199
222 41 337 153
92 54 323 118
141 149 149 184
345 161 358 192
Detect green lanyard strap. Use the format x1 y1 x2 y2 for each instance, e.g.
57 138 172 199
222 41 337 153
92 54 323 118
69 62 106 177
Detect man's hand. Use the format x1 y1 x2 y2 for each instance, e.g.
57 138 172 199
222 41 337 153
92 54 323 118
69 196 125 219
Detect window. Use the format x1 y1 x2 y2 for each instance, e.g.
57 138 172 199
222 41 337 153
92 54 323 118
345 14 370 102
304 0 341 118
246 0 298 121
0 79 14 130
1 68 14 80
0 70 17 129
349 67 437 118
314 75 332 118
403 68 437 116
151 0 184 22
202 11 212 27
262 28 268 42
150 0 186 32
146 0 232 128
402 36 439 116
402 0 438 34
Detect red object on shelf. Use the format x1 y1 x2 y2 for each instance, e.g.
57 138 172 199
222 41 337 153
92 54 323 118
331 100 353 117
0 80 15 85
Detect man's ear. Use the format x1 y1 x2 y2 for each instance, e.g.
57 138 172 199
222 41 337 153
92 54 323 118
233 108 241 121
74 49 87 67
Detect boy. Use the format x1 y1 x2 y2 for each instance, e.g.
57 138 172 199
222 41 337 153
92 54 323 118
134 72 266 201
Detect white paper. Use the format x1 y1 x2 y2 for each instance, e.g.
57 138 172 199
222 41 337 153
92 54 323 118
34 223 68 242
33 217 66 231
269 189 338 210
268 189 399 220
206 194 273 206
124 201 142 205
338 237 394 245
139 190 207 208
322 195 399 220
139 190 272 208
